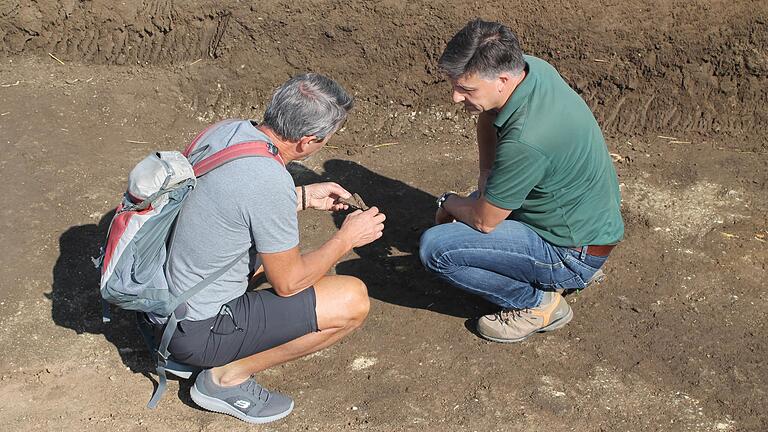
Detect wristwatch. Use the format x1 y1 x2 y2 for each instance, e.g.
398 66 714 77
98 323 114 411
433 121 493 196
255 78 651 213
436 191 457 209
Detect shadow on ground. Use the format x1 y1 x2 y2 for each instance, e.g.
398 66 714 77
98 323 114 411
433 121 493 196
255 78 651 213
291 159 495 319
49 210 213 408
47 159 492 383
48 209 156 374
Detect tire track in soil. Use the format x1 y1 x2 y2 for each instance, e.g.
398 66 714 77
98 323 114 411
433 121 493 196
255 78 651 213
2 1 766 145
2 1 231 65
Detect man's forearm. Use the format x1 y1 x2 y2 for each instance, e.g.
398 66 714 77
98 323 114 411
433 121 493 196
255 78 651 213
444 195 483 231
295 186 305 212
285 235 351 295
443 194 505 234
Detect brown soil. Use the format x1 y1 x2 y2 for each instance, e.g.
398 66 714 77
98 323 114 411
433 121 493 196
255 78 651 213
1 1 766 431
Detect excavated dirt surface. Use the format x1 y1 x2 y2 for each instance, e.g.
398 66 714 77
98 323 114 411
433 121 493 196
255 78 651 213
1 1 767 431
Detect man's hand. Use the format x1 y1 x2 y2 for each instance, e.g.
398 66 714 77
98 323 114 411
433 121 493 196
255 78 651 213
335 207 386 248
303 182 352 211
435 207 455 225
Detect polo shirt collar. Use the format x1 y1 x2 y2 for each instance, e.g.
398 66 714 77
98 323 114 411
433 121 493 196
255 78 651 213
493 57 537 129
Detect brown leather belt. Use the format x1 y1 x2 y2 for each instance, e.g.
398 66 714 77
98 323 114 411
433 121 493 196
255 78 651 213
571 244 616 257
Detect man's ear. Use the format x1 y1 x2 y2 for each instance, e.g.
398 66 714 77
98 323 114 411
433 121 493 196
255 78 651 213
297 135 318 153
497 73 511 92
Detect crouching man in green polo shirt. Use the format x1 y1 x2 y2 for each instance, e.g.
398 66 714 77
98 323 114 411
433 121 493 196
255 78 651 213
419 19 624 343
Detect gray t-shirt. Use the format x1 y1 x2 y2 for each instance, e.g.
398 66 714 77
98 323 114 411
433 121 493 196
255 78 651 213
165 125 298 321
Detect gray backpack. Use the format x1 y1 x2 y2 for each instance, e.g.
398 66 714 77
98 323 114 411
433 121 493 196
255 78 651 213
95 119 283 408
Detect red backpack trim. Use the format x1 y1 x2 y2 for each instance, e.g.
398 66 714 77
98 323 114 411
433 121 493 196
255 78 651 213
192 141 285 177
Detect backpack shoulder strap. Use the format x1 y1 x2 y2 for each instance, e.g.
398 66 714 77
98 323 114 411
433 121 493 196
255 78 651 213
181 119 236 157
192 141 285 177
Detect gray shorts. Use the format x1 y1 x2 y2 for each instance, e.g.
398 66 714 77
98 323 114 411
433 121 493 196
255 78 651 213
162 287 318 368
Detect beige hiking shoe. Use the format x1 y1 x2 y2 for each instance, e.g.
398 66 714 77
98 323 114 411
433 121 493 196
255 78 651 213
476 291 573 343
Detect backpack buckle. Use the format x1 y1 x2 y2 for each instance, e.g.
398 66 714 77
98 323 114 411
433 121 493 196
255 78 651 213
157 349 169 362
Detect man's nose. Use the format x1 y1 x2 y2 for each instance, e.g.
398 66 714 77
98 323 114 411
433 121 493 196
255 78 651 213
452 90 464 103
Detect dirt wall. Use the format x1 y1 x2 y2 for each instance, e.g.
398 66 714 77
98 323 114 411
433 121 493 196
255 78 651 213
2 0 766 147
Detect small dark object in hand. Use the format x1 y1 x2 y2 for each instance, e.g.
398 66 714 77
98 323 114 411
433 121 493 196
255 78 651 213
339 193 369 211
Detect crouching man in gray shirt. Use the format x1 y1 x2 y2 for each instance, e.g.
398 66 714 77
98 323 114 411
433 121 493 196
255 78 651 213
163 74 384 424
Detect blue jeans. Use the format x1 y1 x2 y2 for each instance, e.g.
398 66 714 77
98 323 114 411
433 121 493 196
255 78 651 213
419 220 607 310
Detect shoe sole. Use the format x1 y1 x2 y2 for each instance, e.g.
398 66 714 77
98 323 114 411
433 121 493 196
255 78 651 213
479 306 574 344
190 383 294 424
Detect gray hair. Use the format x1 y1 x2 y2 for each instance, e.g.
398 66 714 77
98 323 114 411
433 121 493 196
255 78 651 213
263 73 354 141
438 19 525 80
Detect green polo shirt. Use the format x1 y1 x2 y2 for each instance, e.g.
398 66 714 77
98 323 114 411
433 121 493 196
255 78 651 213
484 55 624 247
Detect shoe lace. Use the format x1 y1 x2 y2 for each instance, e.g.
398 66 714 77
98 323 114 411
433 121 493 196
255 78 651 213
240 378 270 403
496 308 528 324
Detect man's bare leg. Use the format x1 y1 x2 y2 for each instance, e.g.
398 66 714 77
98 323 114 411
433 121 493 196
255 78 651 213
210 275 370 386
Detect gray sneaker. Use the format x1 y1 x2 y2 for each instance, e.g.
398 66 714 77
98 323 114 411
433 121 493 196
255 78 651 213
190 369 294 424
476 291 573 343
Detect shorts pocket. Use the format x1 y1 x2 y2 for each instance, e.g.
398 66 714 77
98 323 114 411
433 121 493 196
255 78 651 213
210 312 240 335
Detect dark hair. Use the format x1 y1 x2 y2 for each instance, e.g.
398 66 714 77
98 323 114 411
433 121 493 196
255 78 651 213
438 19 525 80
263 73 354 141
